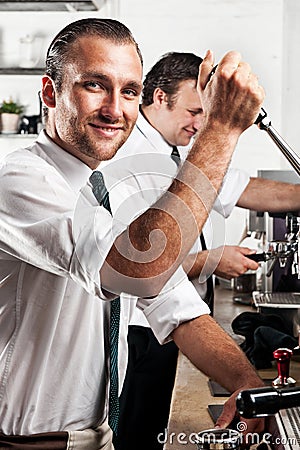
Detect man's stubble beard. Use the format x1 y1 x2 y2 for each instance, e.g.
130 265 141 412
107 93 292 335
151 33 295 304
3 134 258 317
67 119 131 163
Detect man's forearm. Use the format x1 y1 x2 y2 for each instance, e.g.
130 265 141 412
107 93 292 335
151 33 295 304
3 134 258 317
172 314 264 393
237 177 300 212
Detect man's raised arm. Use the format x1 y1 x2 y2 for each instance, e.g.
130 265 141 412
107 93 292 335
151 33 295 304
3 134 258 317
102 50 265 297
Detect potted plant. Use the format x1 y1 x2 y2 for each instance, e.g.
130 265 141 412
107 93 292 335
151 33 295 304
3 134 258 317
0 98 25 134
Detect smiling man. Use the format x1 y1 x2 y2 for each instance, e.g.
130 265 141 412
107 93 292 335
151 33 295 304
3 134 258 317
43 32 143 166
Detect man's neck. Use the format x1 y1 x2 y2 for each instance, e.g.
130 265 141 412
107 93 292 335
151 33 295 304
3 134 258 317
140 105 172 148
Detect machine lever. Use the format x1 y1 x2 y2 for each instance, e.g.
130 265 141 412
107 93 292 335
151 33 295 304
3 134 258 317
255 108 300 177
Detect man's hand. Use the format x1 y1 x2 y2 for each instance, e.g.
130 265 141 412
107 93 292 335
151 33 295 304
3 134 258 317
215 388 265 440
214 245 259 279
198 50 265 135
183 245 259 280
173 315 266 443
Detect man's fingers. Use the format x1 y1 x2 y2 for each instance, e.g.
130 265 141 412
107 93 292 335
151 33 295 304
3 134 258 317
214 400 233 429
217 50 242 77
239 247 257 256
198 49 265 133
198 49 214 90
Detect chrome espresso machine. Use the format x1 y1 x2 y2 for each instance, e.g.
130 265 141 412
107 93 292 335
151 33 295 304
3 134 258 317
235 110 300 450
247 170 300 294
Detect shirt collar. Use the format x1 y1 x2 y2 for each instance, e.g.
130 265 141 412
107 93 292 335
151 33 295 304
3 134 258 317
135 111 191 160
136 111 174 155
36 130 93 192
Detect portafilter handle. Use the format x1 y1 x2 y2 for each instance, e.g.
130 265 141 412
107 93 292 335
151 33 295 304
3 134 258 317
236 385 300 418
255 108 300 177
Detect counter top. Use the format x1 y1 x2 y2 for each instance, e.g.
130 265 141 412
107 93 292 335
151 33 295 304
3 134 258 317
164 286 300 450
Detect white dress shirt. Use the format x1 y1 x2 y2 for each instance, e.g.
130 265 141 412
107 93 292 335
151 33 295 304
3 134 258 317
0 130 209 435
104 112 250 327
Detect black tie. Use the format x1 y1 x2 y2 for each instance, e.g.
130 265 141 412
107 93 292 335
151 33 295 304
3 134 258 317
171 147 214 315
171 145 181 166
89 171 120 436
199 233 214 316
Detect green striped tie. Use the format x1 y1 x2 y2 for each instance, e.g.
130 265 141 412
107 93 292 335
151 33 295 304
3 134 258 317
90 170 120 435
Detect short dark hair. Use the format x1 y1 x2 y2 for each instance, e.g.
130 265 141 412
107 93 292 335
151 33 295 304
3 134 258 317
142 52 203 108
45 18 143 92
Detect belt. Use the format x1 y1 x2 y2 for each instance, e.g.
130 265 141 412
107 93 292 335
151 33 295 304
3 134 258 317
0 431 68 449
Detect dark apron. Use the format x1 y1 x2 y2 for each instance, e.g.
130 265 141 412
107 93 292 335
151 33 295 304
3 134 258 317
0 431 68 449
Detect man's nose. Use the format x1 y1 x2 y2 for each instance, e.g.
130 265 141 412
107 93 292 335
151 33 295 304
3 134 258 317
193 115 203 131
101 92 122 122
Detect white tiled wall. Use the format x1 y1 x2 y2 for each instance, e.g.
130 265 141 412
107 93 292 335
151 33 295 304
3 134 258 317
1 0 299 243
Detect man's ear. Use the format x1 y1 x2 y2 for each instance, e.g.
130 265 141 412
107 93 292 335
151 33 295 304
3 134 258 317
41 76 56 108
152 87 168 110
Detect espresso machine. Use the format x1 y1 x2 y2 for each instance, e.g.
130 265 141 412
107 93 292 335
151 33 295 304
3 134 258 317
247 172 300 294
250 110 300 279
235 110 300 450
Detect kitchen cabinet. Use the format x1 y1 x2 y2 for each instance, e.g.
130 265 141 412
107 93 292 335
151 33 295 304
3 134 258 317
0 67 44 75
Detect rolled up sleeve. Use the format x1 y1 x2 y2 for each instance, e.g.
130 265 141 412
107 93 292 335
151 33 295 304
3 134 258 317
136 266 210 344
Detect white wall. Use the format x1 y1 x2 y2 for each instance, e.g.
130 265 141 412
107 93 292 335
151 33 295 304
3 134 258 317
282 0 300 154
0 0 299 244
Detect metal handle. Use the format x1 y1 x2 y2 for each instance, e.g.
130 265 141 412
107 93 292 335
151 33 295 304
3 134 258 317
255 108 300 177
246 253 268 262
208 68 300 176
236 386 300 418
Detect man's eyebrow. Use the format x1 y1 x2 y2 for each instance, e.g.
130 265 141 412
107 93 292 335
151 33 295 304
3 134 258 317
81 72 142 92
81 72 110 81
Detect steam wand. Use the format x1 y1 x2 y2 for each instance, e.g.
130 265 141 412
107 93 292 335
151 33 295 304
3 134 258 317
208 64 300 176
255 108 300 177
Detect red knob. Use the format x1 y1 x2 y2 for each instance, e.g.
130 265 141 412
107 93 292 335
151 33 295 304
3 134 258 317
273 348 296 388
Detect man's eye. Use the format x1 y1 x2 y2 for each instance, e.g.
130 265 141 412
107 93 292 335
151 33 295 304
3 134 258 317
123 89 138 97
189 110 203 117
85 81 102 89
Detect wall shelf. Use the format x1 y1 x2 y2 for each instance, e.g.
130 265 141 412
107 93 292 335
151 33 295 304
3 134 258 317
0 133 38 138
0 67 45 75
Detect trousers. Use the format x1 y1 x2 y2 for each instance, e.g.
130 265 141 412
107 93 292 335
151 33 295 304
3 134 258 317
114 326 178 450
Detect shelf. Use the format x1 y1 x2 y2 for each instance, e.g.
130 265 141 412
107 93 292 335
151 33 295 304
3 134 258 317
0 133 38 138
0 67 45 75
